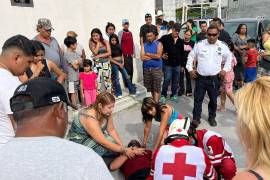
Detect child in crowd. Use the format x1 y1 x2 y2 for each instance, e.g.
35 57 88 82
79 59 97 106
218 42 237 111
110 140 151 180
244 39 259 83
109 34 136 98
64 36 82 108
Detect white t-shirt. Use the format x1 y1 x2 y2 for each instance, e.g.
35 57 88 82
0 68 21 147
0 136 113 180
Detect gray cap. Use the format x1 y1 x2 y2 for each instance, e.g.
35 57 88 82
37 18 54 30
122 19 129 25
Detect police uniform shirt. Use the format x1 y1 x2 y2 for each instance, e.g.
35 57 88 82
186 39 232 76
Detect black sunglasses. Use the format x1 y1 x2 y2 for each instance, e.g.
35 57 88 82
208 33 218 37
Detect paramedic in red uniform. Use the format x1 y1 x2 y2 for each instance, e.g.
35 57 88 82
148 118 217 180
188 127 236 180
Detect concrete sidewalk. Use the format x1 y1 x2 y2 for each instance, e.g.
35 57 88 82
111 93 245 179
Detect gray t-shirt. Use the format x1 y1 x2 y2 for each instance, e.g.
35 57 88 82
64 51 81 82
33 36 69 74
0 136 113 180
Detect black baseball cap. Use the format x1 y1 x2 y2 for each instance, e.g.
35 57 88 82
10 77 77 112
145 13 152 19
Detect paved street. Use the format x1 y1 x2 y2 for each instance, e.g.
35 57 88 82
111 93 245 179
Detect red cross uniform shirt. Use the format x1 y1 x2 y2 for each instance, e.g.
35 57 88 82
196 129 235 167
148 139 217 180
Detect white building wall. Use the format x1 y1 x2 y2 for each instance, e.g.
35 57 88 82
0 0 155 82
163 0 176 21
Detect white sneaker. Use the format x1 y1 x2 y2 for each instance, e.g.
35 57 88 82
117 95 123 99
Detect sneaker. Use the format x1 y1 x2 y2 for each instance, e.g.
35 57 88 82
115 95 123 100
160 96 166 103
170 95 178 102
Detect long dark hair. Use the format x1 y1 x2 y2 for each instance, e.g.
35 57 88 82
90 28 105 46
235 23 248 35
109 34 120 45
31 40 45 55
141 97 167 123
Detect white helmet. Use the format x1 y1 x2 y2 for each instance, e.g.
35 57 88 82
165 118 191 144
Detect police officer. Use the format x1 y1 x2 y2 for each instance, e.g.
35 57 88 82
186 25 232 127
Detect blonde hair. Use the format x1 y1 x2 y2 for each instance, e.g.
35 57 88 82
235 77 270 169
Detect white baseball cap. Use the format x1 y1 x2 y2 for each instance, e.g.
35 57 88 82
156 10 164 17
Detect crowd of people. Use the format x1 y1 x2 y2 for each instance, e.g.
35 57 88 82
0 11 270 180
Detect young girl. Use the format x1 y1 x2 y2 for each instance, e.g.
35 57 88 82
218 42 237 111
79 59 97 106
19 40 66 84
110 34 136 98
141 97 183 153
89 28 111 93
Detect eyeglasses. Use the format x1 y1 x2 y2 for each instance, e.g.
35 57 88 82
208 33 218 37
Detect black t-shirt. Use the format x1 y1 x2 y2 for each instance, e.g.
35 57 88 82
219 29 231 45
26 59 51 78
140 24 158 43
159 34 184 67
182 40 195 67
111 44 122 58
197 32 207 41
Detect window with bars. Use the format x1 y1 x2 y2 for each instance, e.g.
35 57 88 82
11 0 34 7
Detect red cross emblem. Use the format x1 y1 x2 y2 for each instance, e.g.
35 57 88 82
163 153 197 180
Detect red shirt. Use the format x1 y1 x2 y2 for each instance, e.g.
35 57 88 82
79 72 97 90
121 31 134 56
121 150 152 179
245 49 259 68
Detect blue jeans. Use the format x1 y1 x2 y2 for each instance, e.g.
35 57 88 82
161 65 180 97
111 64 135 96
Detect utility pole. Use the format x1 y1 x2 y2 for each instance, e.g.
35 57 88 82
182 0 185 24
217 0 222 18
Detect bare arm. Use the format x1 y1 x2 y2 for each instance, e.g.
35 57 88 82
48 60 66 84
18 73 29 83
143 120 152 146
140 44 152 61
109 57 122 66
145 43 163 59
107 115 123 146
109 154 128 171
81 49 86 60
262 33 269 44
80 79 84 105
153 111 170 152
95 41 112 58
71 60 80 70
89 41 100 55
80 116 123 153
